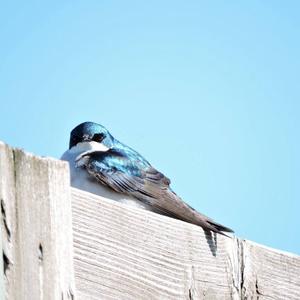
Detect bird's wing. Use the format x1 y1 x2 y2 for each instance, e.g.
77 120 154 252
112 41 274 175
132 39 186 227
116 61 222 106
77 149 233 234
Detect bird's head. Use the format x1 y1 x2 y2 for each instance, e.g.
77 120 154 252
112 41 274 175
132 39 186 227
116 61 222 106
69 122 114 149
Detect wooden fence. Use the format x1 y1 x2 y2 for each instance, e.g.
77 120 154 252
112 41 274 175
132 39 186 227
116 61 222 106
0 141 299 299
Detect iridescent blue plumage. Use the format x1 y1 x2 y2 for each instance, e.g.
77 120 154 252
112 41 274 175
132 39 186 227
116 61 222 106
65 121 233 235
69 122 114 149
70 122 152 179
89 149 146 178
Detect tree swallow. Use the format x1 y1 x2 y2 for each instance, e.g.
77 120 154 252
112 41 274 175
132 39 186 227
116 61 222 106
61 121 233 235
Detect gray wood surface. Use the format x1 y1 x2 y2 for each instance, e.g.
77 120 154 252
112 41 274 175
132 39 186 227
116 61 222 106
0 142 75 300
72 188 240 300
1 142 300 300
0 206 4 300
71 188 300 300
242 240 300 299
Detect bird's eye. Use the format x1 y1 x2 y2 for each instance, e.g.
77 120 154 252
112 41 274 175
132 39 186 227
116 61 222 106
92 133 105 142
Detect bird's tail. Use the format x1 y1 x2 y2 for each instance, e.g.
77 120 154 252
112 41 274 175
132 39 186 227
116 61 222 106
151 189 234 235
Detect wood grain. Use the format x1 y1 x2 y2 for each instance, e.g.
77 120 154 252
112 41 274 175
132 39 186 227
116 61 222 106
71 189 300 300
0 142 75 300
242 240 300 299
72 188 240 300
1 142 300 300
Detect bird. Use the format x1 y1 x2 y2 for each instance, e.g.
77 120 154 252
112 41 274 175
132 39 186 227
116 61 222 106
61 121 233 235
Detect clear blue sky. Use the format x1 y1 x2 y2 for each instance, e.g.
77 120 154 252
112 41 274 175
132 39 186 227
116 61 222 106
1 1 299 254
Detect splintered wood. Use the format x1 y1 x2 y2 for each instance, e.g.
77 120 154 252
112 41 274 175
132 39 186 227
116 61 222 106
0 142 300 300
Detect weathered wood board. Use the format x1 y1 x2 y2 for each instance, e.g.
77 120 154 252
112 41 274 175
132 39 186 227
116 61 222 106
72 188 240 300
71 188 300 300
242 240 300 299
0 142 75 300
1 142 300 300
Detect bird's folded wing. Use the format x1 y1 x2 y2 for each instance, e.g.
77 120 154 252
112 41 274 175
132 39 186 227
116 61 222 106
77 149 233 234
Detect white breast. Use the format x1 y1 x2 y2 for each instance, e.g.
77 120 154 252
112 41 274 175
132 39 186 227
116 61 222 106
61 142 154 211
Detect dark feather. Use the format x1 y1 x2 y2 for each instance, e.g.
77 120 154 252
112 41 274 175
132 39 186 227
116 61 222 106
79 148 233 234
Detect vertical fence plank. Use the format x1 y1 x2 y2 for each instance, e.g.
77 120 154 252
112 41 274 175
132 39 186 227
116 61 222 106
0 142 75 300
